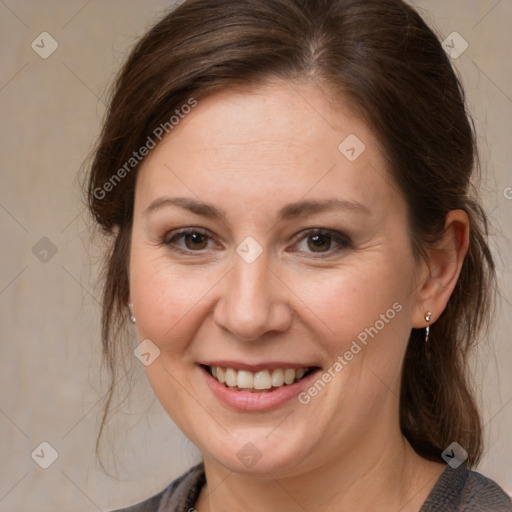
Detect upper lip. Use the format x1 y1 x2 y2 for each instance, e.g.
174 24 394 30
200 361 319 372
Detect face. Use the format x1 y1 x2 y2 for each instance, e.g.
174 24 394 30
129 80 423 476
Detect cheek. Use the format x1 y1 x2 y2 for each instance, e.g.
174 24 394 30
305 263 401 324
129 246 219 356
130 230 416 367
299 255 414 370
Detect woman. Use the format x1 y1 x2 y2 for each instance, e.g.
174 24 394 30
87 0 512 510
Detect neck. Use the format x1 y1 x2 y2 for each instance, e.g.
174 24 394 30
195 428 444 512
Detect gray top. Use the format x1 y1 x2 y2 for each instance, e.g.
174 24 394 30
110 462 512 511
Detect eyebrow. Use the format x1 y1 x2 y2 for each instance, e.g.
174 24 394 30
143 196 370 221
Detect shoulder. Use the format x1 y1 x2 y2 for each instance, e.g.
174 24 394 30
421 463 512 511
108 462 205 512
462 470 512 511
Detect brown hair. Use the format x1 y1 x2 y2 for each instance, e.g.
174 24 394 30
86 0 496 466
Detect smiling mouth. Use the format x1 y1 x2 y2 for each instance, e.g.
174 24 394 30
202 365 318 392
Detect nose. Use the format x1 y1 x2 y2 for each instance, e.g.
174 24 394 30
213 252 292 342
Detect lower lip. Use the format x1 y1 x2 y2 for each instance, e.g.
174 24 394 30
200 365 321 412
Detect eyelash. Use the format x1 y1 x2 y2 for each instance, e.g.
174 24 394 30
163 228 351 257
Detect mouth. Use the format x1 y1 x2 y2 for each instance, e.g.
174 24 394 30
201 364 319 393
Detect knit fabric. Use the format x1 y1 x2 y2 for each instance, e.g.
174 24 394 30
110 461 512 511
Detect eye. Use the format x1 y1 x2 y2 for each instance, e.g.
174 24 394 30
164 228 216 252
291 229 351 256
163 227 350 256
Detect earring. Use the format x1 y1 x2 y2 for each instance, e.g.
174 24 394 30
424 311 432 343
128 303 136 324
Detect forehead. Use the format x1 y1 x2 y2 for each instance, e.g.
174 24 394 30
135 80 401 219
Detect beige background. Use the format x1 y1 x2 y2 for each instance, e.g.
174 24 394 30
0 1 510 510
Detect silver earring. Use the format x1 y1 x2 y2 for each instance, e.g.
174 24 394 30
129 314 136 324
425 311 432 343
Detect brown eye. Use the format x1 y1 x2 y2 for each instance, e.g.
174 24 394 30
183 232 208 250
307 233 332 252
292 229 351 257
164 228 214 253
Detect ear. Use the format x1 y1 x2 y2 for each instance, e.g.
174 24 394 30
127 293 133 314
412 209 469 328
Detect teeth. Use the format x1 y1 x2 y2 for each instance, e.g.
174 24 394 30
225 368 237 387
284 368 295 385
209 366 311 391
253 370 272 390
271 368 284 387
237 370 253 389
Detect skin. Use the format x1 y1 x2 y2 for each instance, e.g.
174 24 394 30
128 79 469 511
